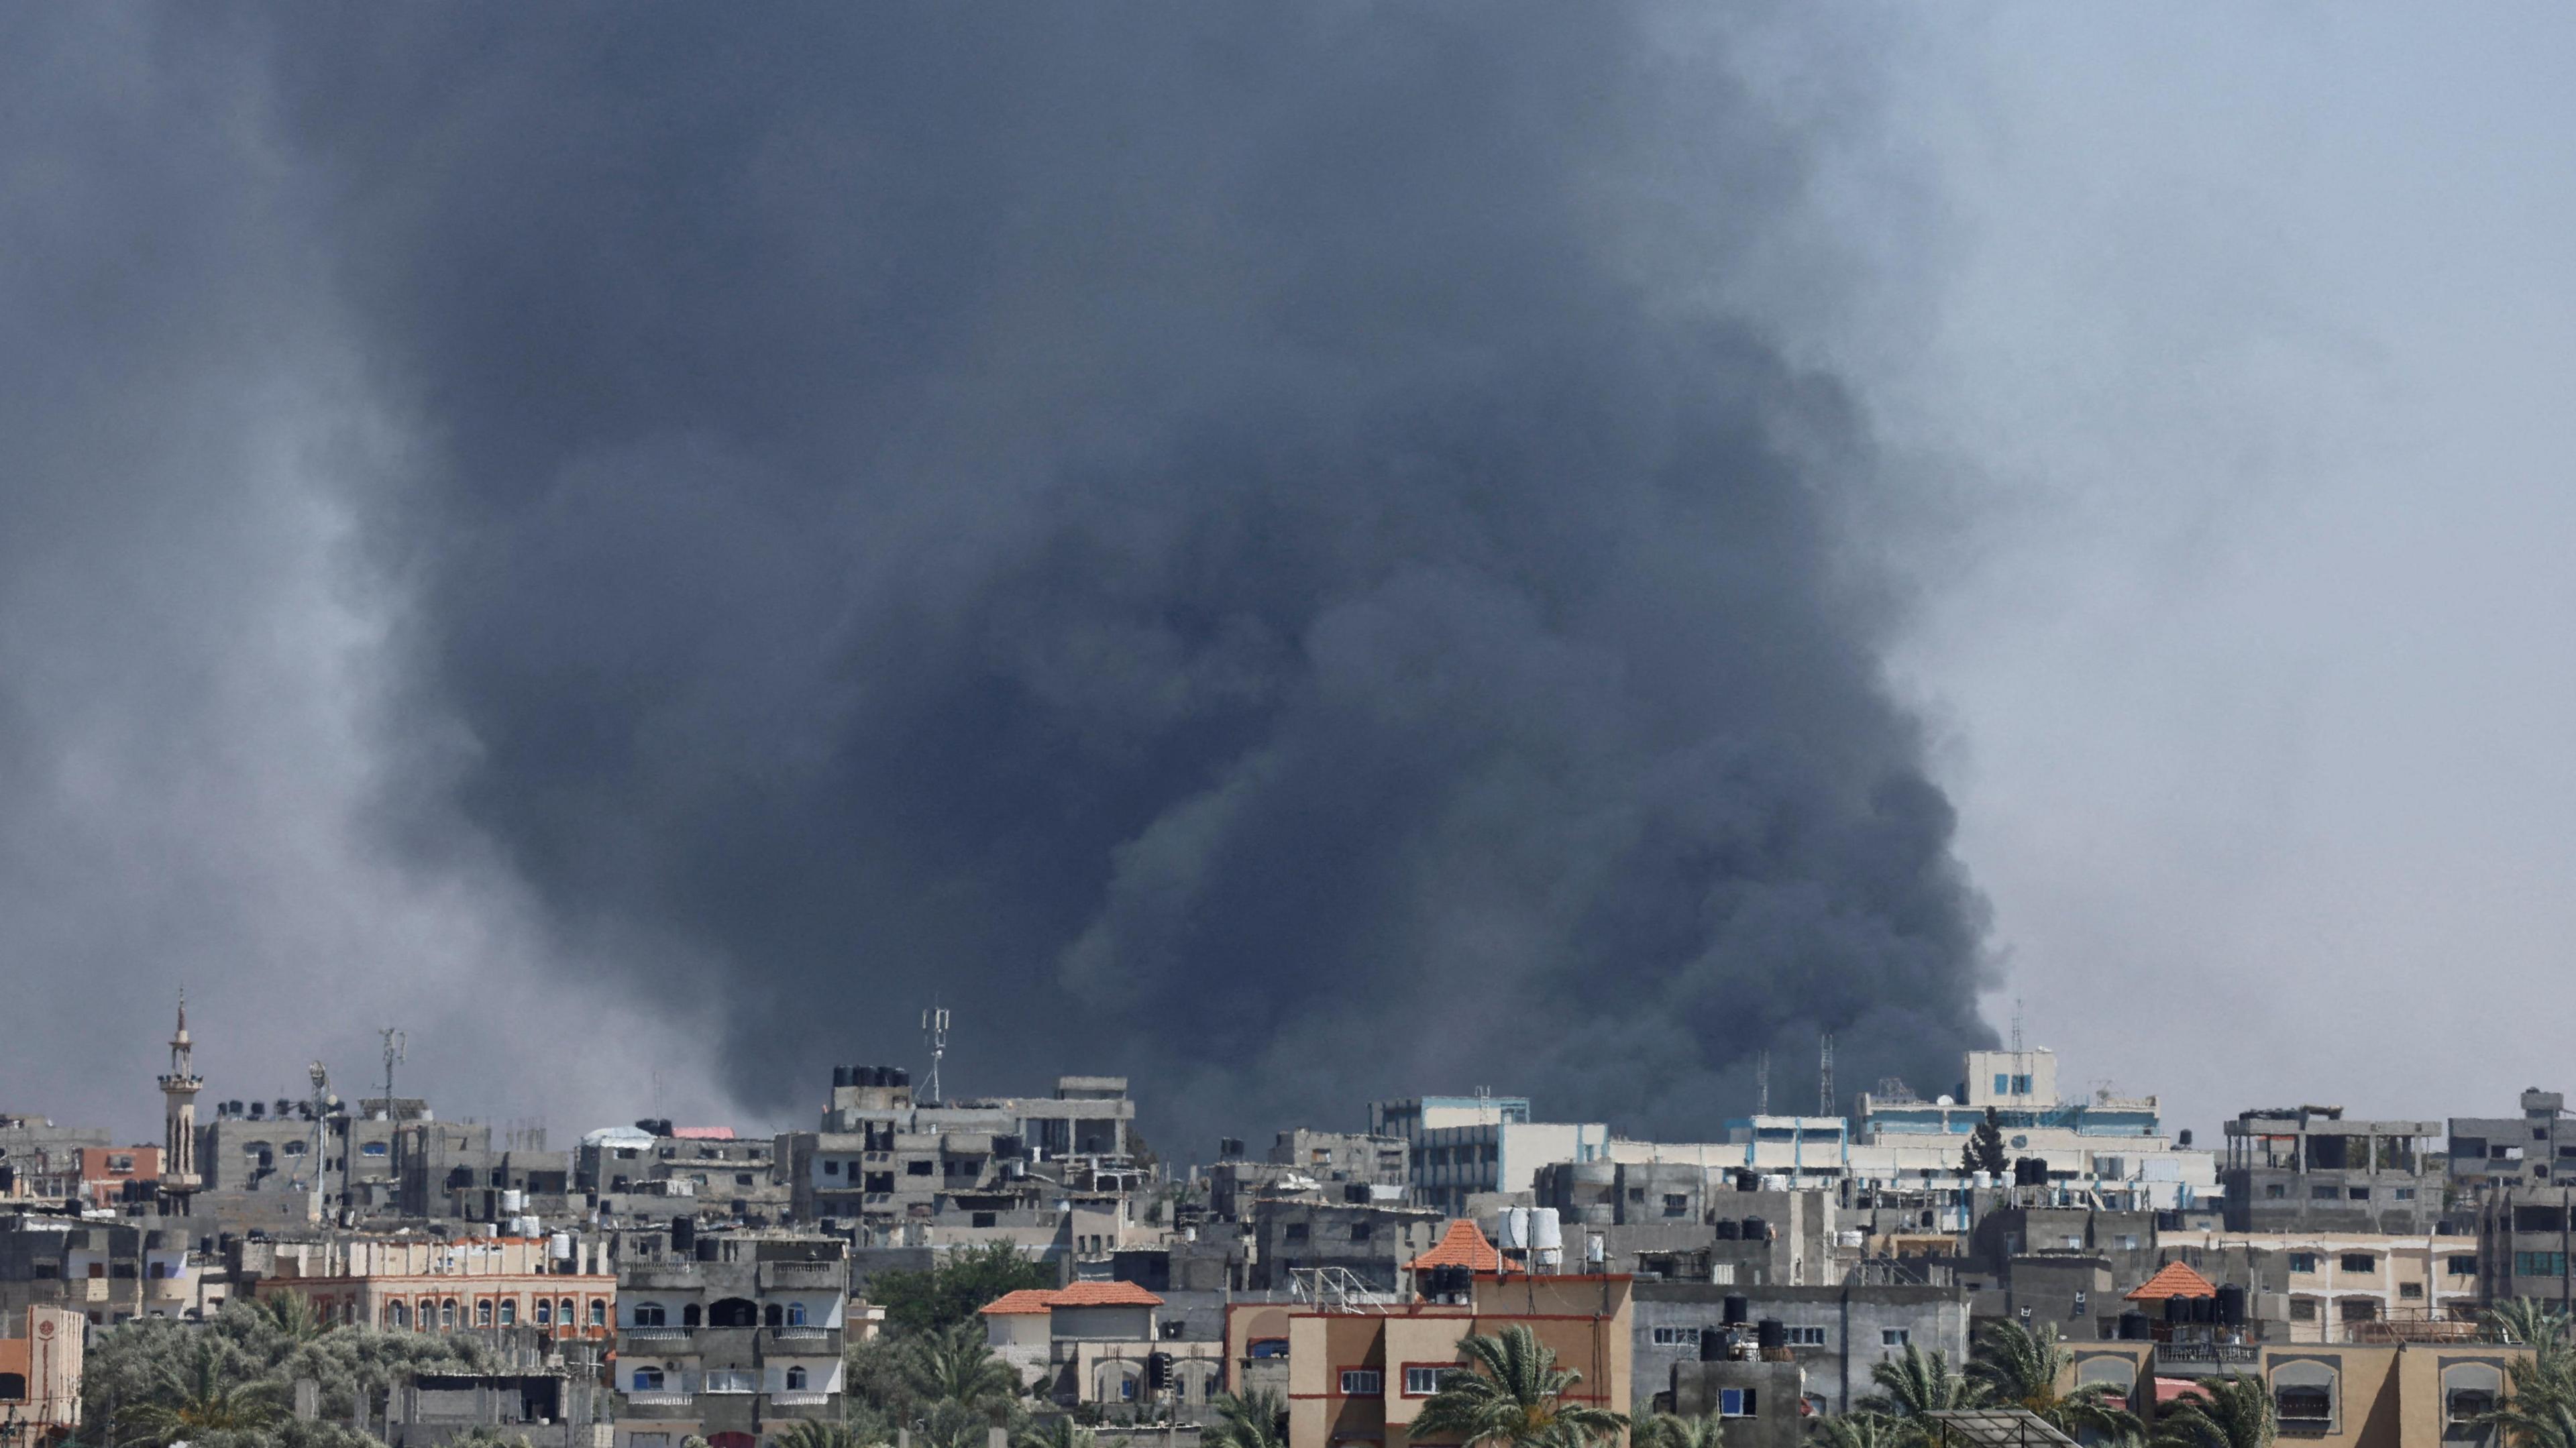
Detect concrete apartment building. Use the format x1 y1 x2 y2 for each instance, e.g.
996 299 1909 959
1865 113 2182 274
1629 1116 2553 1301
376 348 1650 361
254 1235 616 1336
1368 1096 1611 1215
0 1306 84 1441
1271 1131 1410 1188
199 1094 423 1219
2451 1088 2576 1191
580 1125 786 1227
2471 1184 2576 1311
384 1367 609 1448
2153 1228 2482 1338
0 1118 111 1204
1272 1269 1631 1448
611 1229 849 1448
980 1280 1224 1408
2222 1108 2447 1235
0 1215 224 1325
1630 1280 1970 1414
2063 1337 2528 1447
1248 1199 1445 1292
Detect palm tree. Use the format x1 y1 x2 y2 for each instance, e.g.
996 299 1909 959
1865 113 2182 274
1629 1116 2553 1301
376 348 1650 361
2482 1395 2576 1448
904 1322 1024 1410
774 1423 870 1448
1409 1325 1629 1448
1203 1390 1286 1448
1862 1341 1984 1423
2489 1298 2571 1351
1966 1321 2138 1439
2149 1374 2273 1448
1813 1414 1910 1448
252 1292 335 1344
1634 1412 1724 1448
1014 1417 1097 1448
119 1335 286 1445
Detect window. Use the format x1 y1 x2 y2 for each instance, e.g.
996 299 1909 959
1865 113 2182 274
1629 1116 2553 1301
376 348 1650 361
1784 1327 1828 1347
2340 1254 2376 1273
2393 1187 2416 1200
1663 1194 1689 1217
1404 1367 1455 1395
476 1300 492 1327
704 1370 756 1394
1250 1339 1289 1359
1285 1224 1309 1243
498 1300 517 1326
1882 1329 1909 1347
2399 1282 2423 1300
2288 1254 2318 1273
389 1302 409 1328
439 1300 455 1329
2289 1298 2319 1321
1719 1388 1757 1418
1629 1188 1646 1203
535 1299 551 1325
906 1160 933 1176
590 1300 607 1326
2266 1184 2286 1199
2451 1389 2498 1424
1340 1370 1382 1396
362 1142 388 1158
786 1367 809 1390
2310 1184 2337 1200
631 1301 661 1327
2520 1252 2569 1278
2339 1298 2377 1323
2449 1256 2479 1276
632 1368 665 1391
2347 1187 2370 1201
787 1301 808 1326
824 1160 840 1175
2012 1074 2033 1095
1994 1074 2009 1095
736 1173 753 1186
1350 1223 1373 1243
560 1297 576 1325
2273 1362 2337 1431
1652 1327 1702 1347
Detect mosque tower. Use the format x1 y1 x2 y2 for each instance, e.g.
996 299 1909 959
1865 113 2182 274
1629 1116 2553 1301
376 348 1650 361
156 992 203 1213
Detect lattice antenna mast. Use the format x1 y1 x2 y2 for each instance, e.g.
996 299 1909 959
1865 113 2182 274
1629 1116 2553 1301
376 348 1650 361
922 1007 951 1105
1756 1050 1770 1117
378 1026 406 1117
2011 996 2025 1056
1817 1033 1835 1118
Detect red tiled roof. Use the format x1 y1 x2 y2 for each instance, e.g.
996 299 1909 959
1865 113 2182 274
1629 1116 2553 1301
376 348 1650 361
977 1281 1165 1315
2126 1261 2219 1300
979 1290 1059 1316
1407 1219 1505 1273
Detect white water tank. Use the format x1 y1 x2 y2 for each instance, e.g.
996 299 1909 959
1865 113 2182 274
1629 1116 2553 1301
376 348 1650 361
1529 1208 1562 1254
508 1215 541 1237
500 1189 527 1214
1497 1207 1530 1249
551 1232 575 1261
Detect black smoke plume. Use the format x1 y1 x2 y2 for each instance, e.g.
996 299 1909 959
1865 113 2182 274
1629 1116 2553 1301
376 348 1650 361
11 6 1996 1142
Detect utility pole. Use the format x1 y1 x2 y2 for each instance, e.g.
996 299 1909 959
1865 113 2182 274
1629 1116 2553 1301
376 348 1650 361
922 1007 951 1105
1756 1051 1770 1117
378 1027 405 1118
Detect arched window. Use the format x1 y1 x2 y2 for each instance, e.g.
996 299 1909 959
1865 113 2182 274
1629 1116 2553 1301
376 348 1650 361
786 1302 808 1327
535 1299 552 1325
2272 1360 2338 1433
633 1301 664 1327
765 1303 783 1328
389 1301 409 1329
559 1298 575 1327
440 1299 457 1330
498 1299 518 1327
708 1298 758 1328
683 1303 703 1328
476 1300 493 1327
633 1368 665 1392
786 1367 808 1390
590 1300 607 1327
2445 1361 2504 1428
0 1372 28 1401
416 1300 435 1331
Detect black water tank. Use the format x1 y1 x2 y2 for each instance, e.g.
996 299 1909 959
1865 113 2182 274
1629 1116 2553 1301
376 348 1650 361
2217 1285 2246 1327
1716 1220 1741 1240
892 1067 910 1087
1699 1329 1726 1361
1735 1172 1760 1192
1741 1217 1767 1241
671 1216 696 1254
2118 1311 2150 1341
1756 1319 1786 1351
2193 1295 2216 1323
833 1066 851 1089
2178 1129 2194 1148
2165 1295 2189 1324
1723 1294 1750 1325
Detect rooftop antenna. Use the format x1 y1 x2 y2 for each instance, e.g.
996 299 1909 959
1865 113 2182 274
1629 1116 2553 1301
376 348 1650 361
1756 1050 1771 1117
922 1005 951 1105
306 1061 333 1221
2011 996 2025 1056
1817 1032 1835 1119
377 1026 405 1119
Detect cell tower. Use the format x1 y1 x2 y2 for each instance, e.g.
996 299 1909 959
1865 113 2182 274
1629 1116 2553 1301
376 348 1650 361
1755 1050 1770 1116
378 1025 405 1119
2011 996 2025 1056
922 1006 951 1105
1817 1032 1835 1118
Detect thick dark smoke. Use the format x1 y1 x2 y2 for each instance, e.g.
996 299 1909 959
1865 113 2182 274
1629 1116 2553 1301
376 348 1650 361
5 5 1994 1144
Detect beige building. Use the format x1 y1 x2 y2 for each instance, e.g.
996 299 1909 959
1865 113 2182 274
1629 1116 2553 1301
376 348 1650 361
2063 1338 2528 1447
2155 1228 2481 1339
0 1306 83 1441
981 1280 1223 1407
254 1235 615 1338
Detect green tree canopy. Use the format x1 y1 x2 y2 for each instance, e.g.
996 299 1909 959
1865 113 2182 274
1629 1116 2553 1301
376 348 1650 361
1409 1324 1627 1448
871 1243 1057 1336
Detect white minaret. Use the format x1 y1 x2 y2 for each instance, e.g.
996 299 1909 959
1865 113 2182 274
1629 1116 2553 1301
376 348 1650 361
158 991 203 1211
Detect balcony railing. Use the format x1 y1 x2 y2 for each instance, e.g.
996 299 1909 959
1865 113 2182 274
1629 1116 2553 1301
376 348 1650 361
767 1392 833 1408
623 1325 695 1341
625 1392 695 1407
2156 1342 2261 1374
767 1326 834 1343
757 1262 845 1289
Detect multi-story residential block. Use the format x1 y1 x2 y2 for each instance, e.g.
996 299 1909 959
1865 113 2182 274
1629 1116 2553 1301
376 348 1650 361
200 1095 422 1221
2473 1183 2576 1311
2153 1228 2481 1338
254 1234 616 1337
1269 1131 1409 1186
28 1146 162 1213
2451 1089 2576 1192
1631 1280 1970 1414
384 1366 609 1448
610 1229 848 1448
1368 1097 1610 1215
1248 1199 1444 1292
0 1117 112 1203
980 1280 1223 1408
0 1306 84 1440
0 1215 225 1325
2065 1336 2530 1444
2222 1109 2447 1235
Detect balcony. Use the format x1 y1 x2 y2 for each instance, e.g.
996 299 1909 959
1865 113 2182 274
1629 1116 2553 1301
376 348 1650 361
623 1392 696 1410
622 1326 695 1343
623 1264 705 1291
757 1262 845 1290
766 1392 834 1410
2155 1342 2262 1376
765 1326 837 1347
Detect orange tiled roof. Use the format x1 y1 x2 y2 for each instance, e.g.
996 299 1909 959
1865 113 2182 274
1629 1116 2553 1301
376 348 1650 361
977 1281 1166 1315
1407 1219 1505 1273
978 1290 1059 1316
2126 1261 2218 1300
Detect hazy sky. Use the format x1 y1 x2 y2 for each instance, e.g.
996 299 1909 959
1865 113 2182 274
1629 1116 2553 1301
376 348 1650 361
5 7 2571 1149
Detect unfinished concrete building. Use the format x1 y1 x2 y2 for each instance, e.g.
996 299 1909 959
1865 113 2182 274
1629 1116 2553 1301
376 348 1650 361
2220 1108 2447 1235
